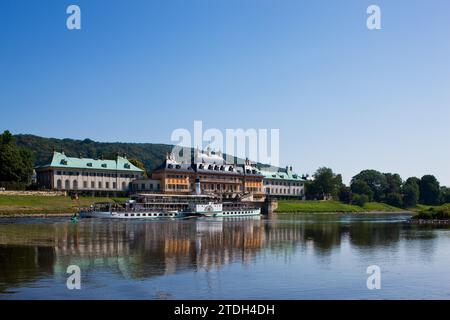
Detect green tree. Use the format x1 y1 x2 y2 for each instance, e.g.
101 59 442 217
350 179 373 201
386 192 403 208
0 130 34 188
402 177 420 208
338 186 353 204
352 194 369 207
384 173 402 194
351 170 387 202
439 187 450 204
419 175 441 205
307 167 342 200
129 158 148 178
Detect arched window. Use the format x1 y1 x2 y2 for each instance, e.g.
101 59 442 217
57 179 62 190
122 181 127 190
65 179 70 190
73 180 78 190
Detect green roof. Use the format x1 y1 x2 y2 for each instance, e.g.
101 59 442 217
36 152 144 172
260 169 304 181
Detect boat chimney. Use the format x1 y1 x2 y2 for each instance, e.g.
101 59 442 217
195 178 201 195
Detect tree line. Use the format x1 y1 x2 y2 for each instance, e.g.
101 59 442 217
305 167 450 208
0 131 34 189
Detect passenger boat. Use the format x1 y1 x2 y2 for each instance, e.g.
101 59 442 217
187 201 261 217
79 201 185 219
79 178 261 219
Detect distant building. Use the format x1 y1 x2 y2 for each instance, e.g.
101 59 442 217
261 166 305 199
131 179 161 193
35 151 144 194
142 147 265 201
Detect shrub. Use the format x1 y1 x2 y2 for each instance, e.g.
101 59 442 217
352 194 369 207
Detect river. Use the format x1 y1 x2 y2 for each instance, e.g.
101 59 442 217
0 213 449 299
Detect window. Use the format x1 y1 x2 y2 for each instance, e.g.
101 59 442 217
57 179 62 190
98 181 102 189
141 183 145 190
91 181 95 189
83 181 88 188
73 180 78 190
106 182 109 189
113 182 117 189
65 179 70 190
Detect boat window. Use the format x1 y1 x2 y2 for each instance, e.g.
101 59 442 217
131 213 134 217
125 213 128 217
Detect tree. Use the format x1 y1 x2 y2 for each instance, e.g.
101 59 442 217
384 173 402 195
419 175 441 205
402 177 420 208
350 179 373 201
385 192 403 208
353 194 369 207
338 186 353 204
0 130 34 188
306 167 342 200
351 170 387 202
439 187 450 204
129 158 148 178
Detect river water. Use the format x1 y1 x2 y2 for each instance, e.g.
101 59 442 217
0 213 449 299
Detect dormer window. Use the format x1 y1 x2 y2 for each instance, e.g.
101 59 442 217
175 165 181 169
86 162 92 167
228 166 233 171
101 163 107 168
124 163 131 169
60 159 68 165
168 164 173 169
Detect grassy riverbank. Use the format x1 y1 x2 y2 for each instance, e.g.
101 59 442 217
276 200 405 213
0 195 127 216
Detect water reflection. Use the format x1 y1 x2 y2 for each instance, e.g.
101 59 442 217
0 214 448 297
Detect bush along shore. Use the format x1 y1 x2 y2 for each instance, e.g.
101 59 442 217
275 200 408 213
410 204 450 224
0 195 127 217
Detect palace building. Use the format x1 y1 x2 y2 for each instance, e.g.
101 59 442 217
132 147 265 201
35 151 144 194
261 166 305 199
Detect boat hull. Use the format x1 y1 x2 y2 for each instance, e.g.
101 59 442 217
79 211 185 219
202 208 261 218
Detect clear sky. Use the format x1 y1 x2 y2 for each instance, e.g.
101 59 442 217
1 0 449 185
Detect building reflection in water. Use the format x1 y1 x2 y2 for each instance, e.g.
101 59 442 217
0 214 441 292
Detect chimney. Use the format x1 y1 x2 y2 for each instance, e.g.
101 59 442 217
195 178 201 195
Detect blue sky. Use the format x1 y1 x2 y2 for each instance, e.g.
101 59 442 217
0 0 449 185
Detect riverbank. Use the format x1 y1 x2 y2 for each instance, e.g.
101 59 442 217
0 195 127 216
410 204 450 224
276 200 408 213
